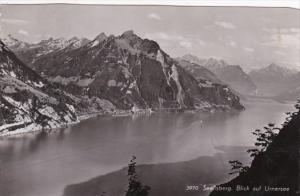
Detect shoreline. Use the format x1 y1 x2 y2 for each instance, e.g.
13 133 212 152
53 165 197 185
0 106 242 138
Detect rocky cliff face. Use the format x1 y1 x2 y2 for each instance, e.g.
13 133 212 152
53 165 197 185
209 104 300 196
0 40 77 136
6 31 244 113
180 54 257 96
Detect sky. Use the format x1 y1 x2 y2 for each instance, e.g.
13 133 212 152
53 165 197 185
0 5 299 72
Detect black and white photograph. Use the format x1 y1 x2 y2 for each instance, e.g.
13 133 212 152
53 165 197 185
0 1 299 196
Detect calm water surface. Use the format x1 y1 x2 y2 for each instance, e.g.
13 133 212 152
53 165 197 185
0 98 295 196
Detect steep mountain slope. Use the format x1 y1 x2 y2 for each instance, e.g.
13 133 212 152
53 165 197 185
210 104 299 196
8 31 244 112
180 55 257 96
0 40 77 136
249 64 297 97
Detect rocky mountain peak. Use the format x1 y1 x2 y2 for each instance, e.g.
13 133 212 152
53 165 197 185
249 63 298 97
67 37 90 48
0 40 6 49
121 30 136 38
2 35 29 51
120 30 141 43
265 63 285 72
205 58 219 66
204 58 228 72
219 60 227 66
182 53 197 59
69 36 80 42
0 39 14 54
180 53 204 64
40 37 53 43
268 62 279 68
6 34 19 43
95 32 107 42
252 63 295 77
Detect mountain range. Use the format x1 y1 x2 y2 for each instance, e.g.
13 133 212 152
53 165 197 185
2 35 90 67
249 64 300 100
1 32 244 135
180 54 299 101
180 54 257 96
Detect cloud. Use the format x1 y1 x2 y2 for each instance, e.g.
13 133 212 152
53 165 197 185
145 32 206 51
260 27 299 70
244 47 254 52
262 27 300 49
263 27 300 34
274 50 285 56
179 41 192 48
0 13 2 17
228 41 237 47
145 32 184 41
1 18 29 25
214 21 236 29
18 29 29 36
147 13 162 21
196 39 206 46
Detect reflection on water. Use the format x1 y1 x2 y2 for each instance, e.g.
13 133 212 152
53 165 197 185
0 99 294 196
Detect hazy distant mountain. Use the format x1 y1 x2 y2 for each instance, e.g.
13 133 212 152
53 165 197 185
181 54 206 65
180 54 257 96
6 31 244 113
273 72 300 102
0 40 77 135
175 59 222 84
249 63 297 97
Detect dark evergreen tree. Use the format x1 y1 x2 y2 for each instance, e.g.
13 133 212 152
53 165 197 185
125 156 150 196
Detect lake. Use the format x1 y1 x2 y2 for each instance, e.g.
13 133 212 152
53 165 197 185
0 98 295 196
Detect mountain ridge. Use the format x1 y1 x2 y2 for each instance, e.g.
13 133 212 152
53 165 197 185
249 64 299 97
179 54 257 96
3 31 244 115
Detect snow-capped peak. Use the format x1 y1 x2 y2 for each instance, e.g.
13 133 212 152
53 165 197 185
2 34 29 50
2 34 19 46
66 37 89 49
